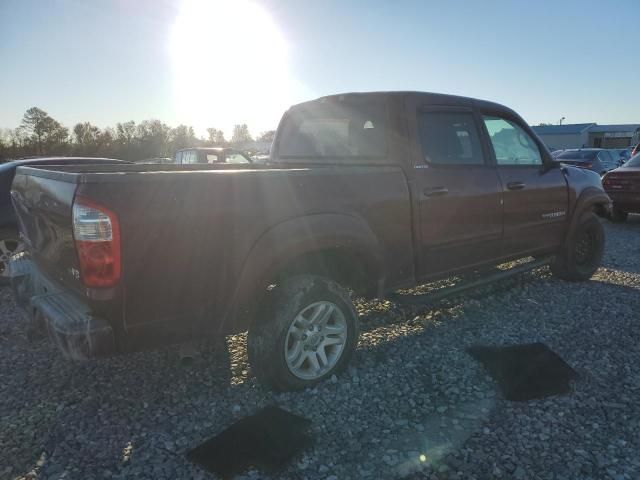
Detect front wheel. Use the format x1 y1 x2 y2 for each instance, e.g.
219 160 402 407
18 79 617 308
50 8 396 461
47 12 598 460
550 212 604 282
247 275 359 391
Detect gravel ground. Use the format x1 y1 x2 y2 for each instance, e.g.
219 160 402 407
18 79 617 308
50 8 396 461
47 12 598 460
1 216 639 480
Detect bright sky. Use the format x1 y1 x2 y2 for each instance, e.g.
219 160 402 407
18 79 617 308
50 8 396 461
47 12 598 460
1 0 638 138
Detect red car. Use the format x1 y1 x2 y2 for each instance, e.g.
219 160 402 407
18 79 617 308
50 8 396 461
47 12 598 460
602 152 640 222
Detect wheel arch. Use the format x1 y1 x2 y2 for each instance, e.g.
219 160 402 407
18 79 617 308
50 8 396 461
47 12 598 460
224 213 385 333
565 187 609 246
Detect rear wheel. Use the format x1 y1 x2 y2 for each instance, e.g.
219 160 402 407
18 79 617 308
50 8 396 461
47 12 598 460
551 212 604 281
0 228 22 286
247 275 359 391
610 206 628 223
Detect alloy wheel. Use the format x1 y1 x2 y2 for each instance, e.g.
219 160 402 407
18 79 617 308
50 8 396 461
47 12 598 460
284 301 348 380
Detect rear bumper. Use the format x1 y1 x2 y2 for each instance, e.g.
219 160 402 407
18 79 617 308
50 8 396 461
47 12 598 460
9 253 115 360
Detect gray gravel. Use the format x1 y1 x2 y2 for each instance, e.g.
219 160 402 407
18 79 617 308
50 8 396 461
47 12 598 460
1 216 639 480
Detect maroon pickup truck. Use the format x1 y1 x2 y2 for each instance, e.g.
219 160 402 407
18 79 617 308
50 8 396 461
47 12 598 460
10 92 609 391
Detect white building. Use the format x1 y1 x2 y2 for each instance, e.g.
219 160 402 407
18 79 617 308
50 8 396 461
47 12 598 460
532 123 640 150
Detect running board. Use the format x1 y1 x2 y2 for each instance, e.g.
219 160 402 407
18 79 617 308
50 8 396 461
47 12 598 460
389 257 552 306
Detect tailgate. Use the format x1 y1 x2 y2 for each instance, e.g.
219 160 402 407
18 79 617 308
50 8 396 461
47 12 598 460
11 169 83 292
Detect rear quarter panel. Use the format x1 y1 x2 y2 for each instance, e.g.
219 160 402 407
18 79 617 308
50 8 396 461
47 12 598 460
76 166 413 342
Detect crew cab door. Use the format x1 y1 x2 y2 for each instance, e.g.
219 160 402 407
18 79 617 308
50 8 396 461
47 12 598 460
407 104 503 277
479 113 568 255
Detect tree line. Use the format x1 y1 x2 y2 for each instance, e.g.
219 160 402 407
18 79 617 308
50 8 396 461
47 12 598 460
0 107 276 162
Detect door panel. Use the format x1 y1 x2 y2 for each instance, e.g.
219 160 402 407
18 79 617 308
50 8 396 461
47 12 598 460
481 115 568 255
497 166 568 253
416 167 504 274
410 106 503 277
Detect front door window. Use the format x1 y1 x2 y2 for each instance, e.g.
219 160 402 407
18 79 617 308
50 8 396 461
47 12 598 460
482 116 542 166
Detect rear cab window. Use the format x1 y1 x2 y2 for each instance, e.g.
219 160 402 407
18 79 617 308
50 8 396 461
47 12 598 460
276 96 388 162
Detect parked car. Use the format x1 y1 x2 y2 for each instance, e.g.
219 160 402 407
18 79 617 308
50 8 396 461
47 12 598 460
10 92 609 391
602 152 640 222
0 157 129 283
550 149 564 158
554 148 619 175
175 147 252 164
610 149 631 165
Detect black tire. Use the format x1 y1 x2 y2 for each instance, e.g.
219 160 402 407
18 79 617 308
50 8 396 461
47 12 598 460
550 212 604 282
0 228 20 286
610 206 628 223
247 275 359 391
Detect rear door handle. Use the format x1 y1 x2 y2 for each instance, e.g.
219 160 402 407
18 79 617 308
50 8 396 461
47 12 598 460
506 181 525 190
424 186 449 197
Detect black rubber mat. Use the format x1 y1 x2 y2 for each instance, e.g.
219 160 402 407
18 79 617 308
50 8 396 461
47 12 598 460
186 406 312 478
467 343 578 401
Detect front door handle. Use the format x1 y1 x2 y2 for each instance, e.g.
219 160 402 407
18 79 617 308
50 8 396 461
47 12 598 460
506 181 525 190
424 186 449 197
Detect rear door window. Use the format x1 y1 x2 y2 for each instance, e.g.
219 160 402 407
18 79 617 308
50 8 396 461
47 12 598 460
417 112 485 165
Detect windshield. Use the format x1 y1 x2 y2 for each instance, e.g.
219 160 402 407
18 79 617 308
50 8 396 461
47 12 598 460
277 98 388 160
622 152 640 167
556 150 598 161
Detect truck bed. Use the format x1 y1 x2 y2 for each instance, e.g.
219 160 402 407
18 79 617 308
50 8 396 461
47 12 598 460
11 163 414 354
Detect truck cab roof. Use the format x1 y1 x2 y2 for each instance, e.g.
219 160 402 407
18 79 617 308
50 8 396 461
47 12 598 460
291 91 519 117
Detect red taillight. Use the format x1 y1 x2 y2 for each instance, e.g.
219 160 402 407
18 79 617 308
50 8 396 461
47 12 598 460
72 196 121 287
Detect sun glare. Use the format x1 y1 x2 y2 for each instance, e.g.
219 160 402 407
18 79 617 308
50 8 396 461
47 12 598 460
169 0 292 137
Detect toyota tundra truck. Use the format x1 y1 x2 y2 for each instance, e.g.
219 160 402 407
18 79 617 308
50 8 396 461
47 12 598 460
9 92 610 391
